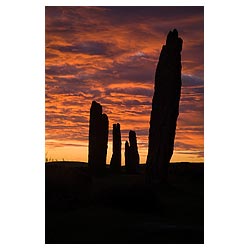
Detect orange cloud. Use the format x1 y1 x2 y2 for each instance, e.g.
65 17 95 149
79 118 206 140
45 6 204 163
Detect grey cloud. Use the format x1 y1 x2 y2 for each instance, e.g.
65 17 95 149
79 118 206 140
182 74 203 87
49 41 127 57
51 42 107 55
46 64 81 76
105 87 153 97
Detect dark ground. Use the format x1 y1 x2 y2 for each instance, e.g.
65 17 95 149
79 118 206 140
45 162 204 244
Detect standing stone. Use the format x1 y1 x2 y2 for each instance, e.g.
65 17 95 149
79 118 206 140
125 130 140 174
110 123 121 173
125 140 129 170
88 101 109 175
146 29 183 182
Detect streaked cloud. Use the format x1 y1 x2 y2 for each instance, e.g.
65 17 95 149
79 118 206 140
45 6 204 163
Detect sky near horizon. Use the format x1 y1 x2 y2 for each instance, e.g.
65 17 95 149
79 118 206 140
45 6 204 164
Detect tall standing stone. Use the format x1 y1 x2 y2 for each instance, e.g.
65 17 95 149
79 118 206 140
146 29 183 182
110 123 121 173
125 130 139 174
88 101 109 175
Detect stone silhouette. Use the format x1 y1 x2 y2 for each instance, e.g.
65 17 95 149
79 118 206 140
88 101 109 175
125 130 140 174
146 29 183 182
110 123 121 173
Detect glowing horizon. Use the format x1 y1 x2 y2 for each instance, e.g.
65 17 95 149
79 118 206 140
45 6 204 164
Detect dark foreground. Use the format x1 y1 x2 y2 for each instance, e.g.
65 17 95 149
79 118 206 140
45 162 204 244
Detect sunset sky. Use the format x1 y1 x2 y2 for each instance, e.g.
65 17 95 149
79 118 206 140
45 6 204 164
